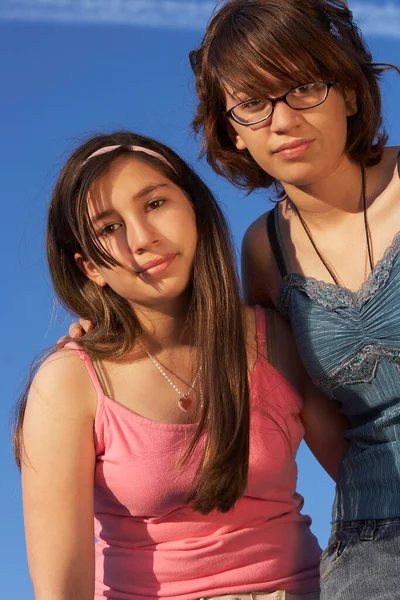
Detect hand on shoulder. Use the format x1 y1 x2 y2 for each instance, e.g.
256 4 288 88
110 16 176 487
57 318 94 347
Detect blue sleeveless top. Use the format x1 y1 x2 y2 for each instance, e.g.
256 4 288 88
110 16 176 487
268 154 400 522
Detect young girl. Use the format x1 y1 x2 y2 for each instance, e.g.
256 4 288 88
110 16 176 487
190 0 400 598
15 131 337 599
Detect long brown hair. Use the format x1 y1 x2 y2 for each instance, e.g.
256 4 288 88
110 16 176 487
14 131 250 514
191 0 399 193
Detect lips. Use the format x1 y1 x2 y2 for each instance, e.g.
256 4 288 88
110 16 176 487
136 254 177 276
273 138 314 154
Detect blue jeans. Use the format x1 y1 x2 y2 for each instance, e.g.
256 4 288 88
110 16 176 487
320 518 400 599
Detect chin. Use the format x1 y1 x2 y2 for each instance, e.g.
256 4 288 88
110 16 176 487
283 176 318 188
130 282 192 309
261 160 308 182
275 165 324 188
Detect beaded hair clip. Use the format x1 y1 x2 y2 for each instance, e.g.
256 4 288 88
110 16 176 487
329 20 343 40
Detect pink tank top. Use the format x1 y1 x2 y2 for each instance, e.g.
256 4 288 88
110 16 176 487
69 307 320 599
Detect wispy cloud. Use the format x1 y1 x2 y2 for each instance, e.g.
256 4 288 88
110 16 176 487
0 1 214 28
0 1 399 38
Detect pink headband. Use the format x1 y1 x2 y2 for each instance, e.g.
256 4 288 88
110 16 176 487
82 144 174 169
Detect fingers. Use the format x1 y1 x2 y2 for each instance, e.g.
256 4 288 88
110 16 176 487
79 319 94 333
69 322 85 338
57 319 94 350
56 335 70 349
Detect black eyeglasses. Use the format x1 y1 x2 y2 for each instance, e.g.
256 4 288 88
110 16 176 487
225 81 337 126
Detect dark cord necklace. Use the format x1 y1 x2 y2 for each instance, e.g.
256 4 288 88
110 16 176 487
288 166 374 287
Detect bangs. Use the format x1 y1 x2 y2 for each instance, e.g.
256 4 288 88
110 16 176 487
73 155 122 270
207 5 332 102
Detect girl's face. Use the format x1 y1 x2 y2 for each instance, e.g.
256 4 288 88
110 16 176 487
224 77 357 188
77 156 198 310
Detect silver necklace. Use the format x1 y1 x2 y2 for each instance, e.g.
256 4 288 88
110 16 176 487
144 346 203 412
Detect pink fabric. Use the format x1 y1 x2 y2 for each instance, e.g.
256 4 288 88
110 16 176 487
81 144 174 169
68 307 320 599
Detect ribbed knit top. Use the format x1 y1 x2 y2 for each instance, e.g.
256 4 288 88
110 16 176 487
67 306 320 599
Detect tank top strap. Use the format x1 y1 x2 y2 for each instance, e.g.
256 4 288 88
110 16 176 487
266 205 290 278
397 149 400 177
254 305 267 355
64 341 112 400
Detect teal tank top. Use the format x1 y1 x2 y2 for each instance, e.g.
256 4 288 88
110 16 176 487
268 154 400 522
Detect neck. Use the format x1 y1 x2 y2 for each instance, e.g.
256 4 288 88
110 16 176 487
282 157 364 227
132 293 192 352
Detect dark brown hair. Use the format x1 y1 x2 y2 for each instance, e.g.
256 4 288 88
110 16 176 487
14 131 250 514
191 0 399 193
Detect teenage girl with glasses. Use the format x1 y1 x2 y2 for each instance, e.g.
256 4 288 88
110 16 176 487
16 131 340 599
190 1 400 598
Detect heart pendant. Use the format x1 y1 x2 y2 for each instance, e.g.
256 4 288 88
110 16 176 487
178 396 194 412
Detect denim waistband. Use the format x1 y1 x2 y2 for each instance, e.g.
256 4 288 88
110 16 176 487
331 517 400 532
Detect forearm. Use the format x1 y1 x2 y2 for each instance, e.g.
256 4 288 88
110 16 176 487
301 389 349 482
304 423 349 482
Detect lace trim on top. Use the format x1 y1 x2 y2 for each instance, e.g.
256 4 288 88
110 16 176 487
277 231 400 316
317 343 400 398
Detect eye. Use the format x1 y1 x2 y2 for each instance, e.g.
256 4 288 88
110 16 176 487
98 223 122 238
291 83 318 95
146 198 166 212
241 98 267 112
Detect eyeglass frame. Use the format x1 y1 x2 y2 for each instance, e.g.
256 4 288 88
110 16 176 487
224 81 337 126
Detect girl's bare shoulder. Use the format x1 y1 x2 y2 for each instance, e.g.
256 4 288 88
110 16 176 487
241 211 283 306
376 146 400 180
242 211 271 260
27 347 97 419
386 144 400 157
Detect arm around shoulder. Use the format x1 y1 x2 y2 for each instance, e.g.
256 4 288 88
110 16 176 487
300 375 349 482
21 349 97 600
267 311 349 482
243 217 348 480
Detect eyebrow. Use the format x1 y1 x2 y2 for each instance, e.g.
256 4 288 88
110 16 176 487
91 183 170 224
91 208 117 225
134 183 169 200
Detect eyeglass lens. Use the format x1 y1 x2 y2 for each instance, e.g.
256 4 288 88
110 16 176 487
232 82 329 125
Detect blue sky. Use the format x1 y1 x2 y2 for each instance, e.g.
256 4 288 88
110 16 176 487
2 1 399 596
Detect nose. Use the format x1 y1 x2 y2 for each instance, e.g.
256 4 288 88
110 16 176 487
126 215 159 255
269 100 300 134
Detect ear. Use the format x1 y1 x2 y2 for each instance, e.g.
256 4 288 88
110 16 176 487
224 103 248 151
74 253 107 287
344 88 357 117
227 122 247 151
234 134 247 151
